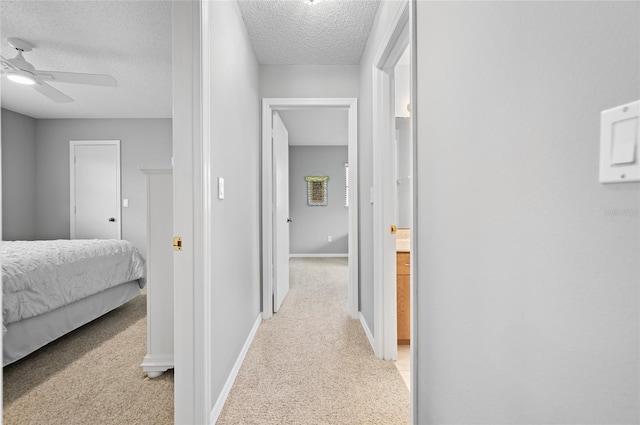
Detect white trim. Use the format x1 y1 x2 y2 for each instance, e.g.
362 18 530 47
372 0 411 362
261 100 273 320
0 109 3 404
289 253 349 258
69 139 121 240
210 314 262 424
172 2 205 423
201 0 214 419
140 354 174 377
347 101 359 320
359 312 375 354
410 1 419 421
262 98 359 321
138 168 173 174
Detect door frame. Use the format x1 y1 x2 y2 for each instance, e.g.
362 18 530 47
69 139 121 240
372 1 416 422
372 0 410 360
261 98 359 320
172 1 209 423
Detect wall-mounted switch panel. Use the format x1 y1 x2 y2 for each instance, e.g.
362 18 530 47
218 177 224 200
600 100 639 183
123 199 129 208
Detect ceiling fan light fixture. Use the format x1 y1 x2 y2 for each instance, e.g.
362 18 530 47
304 0 322 5
6 71 36 85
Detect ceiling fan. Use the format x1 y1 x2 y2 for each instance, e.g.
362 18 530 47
0 38 117 103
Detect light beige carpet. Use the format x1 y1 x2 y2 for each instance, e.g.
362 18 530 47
3 294 174 425
217 257 411 425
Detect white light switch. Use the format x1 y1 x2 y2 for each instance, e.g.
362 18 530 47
123 199 129 208
218 177 224 200
600 100 640 183
610 117 637 165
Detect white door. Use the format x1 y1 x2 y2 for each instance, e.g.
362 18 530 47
70 140 121 239
273 112 290 312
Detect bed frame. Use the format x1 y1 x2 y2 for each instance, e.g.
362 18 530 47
3 280 141 366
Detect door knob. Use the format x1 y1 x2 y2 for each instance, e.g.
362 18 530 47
287 218 293 223
108 217 116 222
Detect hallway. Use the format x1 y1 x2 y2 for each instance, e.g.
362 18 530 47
217 257 410 424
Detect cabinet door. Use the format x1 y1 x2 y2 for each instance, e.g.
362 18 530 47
396 252 411 275
397 274 411 344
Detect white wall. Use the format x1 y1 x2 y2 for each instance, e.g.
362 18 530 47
260 65 359 98
205 0 262 415
358 0 407 336
1 108 37 240
289 146 348 255
278 109 348 146
415 2 640 423
34 119 172 258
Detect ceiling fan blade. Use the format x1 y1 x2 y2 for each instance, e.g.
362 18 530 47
32 81 74 103
0 55 19 70
35 70 117 87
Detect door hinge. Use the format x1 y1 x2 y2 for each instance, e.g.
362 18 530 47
390 225 397 235
173 236 182 251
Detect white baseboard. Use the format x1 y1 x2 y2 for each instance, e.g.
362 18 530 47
289 253 348 258
210 314 262 424
359 312 375 354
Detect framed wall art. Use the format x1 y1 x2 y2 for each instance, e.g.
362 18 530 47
305 176 329 206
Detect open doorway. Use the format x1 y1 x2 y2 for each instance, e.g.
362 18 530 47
392 44 412 390
372 0 411 361
261 98 359 320
279 108 349 261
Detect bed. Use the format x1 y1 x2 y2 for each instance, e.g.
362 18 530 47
2 239 146 366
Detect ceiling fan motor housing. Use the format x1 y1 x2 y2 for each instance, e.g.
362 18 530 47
8 52 35 72
7 37 33 52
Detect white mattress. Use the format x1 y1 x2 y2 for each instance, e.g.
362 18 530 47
2 239 146 328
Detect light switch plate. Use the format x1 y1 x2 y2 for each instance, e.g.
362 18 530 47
600 100 639 183
122 199 129 208
218 177 224 200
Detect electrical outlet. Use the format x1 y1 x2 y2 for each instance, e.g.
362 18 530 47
327 236 332 242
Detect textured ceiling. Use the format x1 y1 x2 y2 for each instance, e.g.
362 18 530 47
1 0 381 119
279 108 347 146
237 0 380 65
0 0 171 119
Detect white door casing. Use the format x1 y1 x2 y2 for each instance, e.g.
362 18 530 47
70 140 121 240
262 98 359 321
273 112 291 312
372 0 410 360
172 1 208 423
372 1 418 422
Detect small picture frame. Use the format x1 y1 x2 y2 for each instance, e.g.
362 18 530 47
305 176 328 206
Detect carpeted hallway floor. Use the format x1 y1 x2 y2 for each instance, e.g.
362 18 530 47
4 258 410 425
217 257 411 425
3 293 174 425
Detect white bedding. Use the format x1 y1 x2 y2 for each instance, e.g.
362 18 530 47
2 239 145 328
